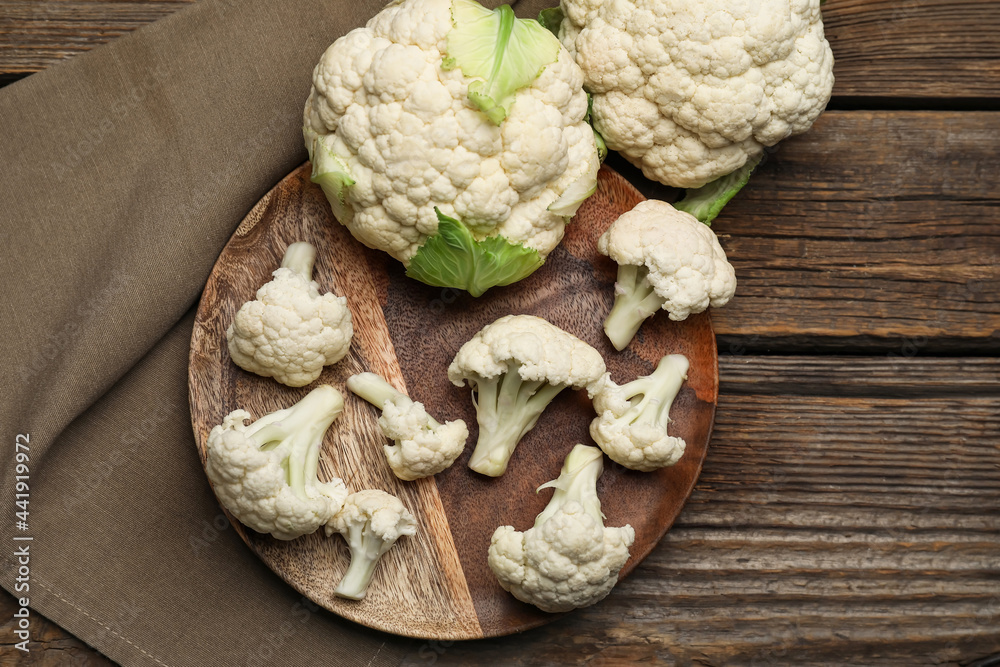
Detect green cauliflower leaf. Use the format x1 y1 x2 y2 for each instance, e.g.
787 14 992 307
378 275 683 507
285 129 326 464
406 209 543 297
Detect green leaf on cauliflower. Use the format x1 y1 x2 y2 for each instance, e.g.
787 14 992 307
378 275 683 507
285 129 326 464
310 137 356 224
673 153 763 226
444 0 561 125
585 93 608 162
405 209 543 297
537 6 564 37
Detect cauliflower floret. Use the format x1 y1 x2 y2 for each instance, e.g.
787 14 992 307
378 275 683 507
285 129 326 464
326 489 418 600
488 444 635 612
590 354 689 471
204 385 349 540
448 314 606 476
346 372 468 481
227 242 353 387
558 0 834 188
598 200 736 350
304 0 601 296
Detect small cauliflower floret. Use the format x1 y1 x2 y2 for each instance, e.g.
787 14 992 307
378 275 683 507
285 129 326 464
205 385 348 540
304 0 601 296
448 314 606 477
590 354 689 471
347 372 468 481
554 0 834 221
488 444 635 612
227 242 353 387
326 489 418 600
599 200 736 350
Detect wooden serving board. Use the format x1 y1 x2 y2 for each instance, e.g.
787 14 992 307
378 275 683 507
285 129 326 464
188 164 718 640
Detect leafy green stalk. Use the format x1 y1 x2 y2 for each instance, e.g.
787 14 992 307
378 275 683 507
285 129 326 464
467 362 568 476
444 0 560 125
615 355 689 431
310 137 356 225
244 385 344 496
405 209 543 297
534 444 604 525
603 264 665 351
586 93 608 163
674 154 763 225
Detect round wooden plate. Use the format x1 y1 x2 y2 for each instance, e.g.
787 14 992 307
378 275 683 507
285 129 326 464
189 164 718 640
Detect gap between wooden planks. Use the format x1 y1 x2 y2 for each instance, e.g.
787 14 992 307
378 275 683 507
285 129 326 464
404 355 1000 667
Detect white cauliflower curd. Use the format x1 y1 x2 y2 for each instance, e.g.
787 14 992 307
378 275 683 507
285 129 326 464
227 242 353 387
599 200 736 350
554 0 834 190
488 444 635 612
303 0 601 296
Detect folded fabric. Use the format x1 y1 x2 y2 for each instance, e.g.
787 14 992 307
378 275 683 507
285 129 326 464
0 0 545 662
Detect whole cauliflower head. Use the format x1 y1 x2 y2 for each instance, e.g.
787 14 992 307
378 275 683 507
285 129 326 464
599 200 736 350
303 0 600 288
204 386 349 541
590 354 689 471
488 445 635 612
558 0 835 188
228 242 353 387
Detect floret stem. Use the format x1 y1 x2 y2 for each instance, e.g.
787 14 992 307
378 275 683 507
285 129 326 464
280 241 317 279
603 264 666 351
346 372 440 427
335 525 386 600
619 355 689 431
245 385 344 497
535 444 604 525
468 363 567 476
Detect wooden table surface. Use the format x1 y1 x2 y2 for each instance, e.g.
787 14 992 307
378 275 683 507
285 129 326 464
1 1 998 665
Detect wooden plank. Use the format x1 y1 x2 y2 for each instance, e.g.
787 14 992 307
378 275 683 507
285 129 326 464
0 1 192 84
825 0 1000 99
402 356 1000 666
611 110 1000 351
1 0 999 98
0 592 114 665
5 357 998 663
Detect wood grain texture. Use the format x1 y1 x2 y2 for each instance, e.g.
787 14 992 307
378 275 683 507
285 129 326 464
405 356 1000 667
610 110 1000 351
2 0 1000 99
0 593 115 665
188 165 717 639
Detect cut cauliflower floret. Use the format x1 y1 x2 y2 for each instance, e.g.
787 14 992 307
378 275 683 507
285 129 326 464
204 385 349 540
590 354 689 471
347 372 468 481
304 0 601 297
326 489 418 600
448 314 606 476
227 242 353 387
557 0 834 189
598 200 736 350
488 444 635 612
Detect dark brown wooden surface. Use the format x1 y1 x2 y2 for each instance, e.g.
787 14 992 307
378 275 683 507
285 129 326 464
1 0 999 97
187 164 717 640
2 0 999 665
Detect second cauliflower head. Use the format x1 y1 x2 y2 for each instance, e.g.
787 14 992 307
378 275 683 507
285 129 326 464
556 0 835 189
304 0 601 296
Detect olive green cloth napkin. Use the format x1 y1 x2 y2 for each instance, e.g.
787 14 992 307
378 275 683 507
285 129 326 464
0 0 549 663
